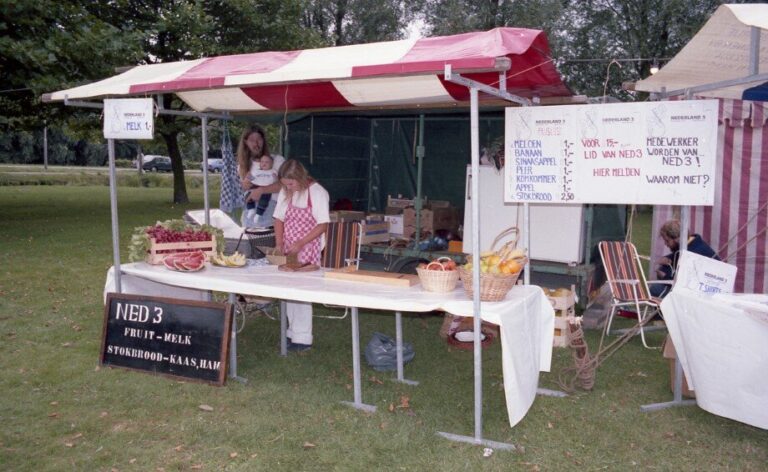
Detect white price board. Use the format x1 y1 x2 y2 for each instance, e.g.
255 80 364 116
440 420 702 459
504 100 718 205
103 98 154 140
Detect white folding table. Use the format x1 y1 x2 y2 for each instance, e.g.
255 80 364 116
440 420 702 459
105 262 554 427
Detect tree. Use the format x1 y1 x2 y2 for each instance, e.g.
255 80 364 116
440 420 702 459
0 1 140 129
301 0 416 46
88 0 317 203
557 0 724 99
417 0 564 38
416 0 729 100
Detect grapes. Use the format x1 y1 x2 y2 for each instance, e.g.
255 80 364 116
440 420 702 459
145 224 212 243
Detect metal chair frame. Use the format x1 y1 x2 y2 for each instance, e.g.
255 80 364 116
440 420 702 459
598 240 672 348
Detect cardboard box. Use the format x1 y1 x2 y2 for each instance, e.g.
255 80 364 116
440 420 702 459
429 200 451 208
447 240 464 253
662 335 696 398
403 208 431 229
387 196 416 208
257 246 298 266
384 214 404 236
361 221 390 244
403 225 428 239
330 210 365 222
403 207 459 232
385 206 404 215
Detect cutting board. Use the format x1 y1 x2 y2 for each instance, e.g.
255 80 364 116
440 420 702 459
324 267 419 287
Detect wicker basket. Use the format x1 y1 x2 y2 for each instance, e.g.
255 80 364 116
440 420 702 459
416 259 459 293
457 259 525 302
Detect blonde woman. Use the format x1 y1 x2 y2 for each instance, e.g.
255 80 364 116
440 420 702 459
273 159 330 352
236 124 284 227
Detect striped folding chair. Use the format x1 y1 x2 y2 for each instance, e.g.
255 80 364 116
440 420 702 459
321 221 362 270
317 221 363 320
598 241 671 348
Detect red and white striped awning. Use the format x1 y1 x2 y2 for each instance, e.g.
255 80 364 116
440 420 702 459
45 27 570 114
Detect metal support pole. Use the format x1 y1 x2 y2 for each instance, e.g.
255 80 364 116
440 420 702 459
393 311 418 385
414 114 425 245
437 87 515 450
469 87 483 442
750 26 760 76
228 292 247 383
201 116 210 224
43 124 48 170
640 206 695 412
280 300 288 357
341 307 376 412
523 202 531 285
107 139 122 293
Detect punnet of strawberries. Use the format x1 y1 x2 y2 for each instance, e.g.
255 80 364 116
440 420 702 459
128 219 224 262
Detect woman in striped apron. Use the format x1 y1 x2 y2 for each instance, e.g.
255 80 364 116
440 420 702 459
274 159 330 352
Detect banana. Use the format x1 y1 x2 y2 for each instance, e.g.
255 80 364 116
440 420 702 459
224 252 246 267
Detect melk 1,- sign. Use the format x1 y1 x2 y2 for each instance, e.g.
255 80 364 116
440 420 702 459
103 98 154 140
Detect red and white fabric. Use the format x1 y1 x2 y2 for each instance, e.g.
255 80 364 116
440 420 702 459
46 28 570 113
282 187 321 266
652 98 768 294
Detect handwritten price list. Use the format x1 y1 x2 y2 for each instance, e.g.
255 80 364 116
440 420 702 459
504 101 718 205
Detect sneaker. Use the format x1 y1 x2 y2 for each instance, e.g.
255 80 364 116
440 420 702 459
287 341 312 352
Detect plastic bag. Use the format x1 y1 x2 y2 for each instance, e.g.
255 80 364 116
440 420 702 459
364 332 415 372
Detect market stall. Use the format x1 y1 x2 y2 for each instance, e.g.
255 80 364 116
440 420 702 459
46 27 575 448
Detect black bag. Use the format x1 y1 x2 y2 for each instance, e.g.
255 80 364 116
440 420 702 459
364 332 415 372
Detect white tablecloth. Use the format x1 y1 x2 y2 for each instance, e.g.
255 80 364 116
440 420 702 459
106 262 554 427
661 288 768 429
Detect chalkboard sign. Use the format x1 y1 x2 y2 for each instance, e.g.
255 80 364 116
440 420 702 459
504 100 718 205
101 293 233 385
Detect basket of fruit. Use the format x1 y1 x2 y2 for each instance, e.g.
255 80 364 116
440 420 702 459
128 219 224 264
458 227 526 301
416 257 459 293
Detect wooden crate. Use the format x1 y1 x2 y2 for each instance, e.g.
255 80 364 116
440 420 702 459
545 287 576 348
146 236 217 264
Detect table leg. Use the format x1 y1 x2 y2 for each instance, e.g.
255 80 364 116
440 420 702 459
228 293 247 383
393 311 418 386
279 300 287 357
640 357 696 412
340 306 376 412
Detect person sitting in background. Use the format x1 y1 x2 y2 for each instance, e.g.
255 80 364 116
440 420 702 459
651 219 719 297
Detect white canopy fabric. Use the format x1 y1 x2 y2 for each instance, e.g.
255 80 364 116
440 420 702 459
44 28 571 113
635 4 768 99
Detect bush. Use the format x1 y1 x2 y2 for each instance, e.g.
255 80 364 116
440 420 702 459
115 159 134 168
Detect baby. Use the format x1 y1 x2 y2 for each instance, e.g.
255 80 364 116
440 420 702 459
245 154 277 216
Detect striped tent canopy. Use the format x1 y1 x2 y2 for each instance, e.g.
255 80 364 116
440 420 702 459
44 27 571 113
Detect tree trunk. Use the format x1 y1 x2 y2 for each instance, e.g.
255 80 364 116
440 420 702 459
161 131 189 204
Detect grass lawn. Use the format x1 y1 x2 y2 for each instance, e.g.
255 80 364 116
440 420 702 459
0 185 766 471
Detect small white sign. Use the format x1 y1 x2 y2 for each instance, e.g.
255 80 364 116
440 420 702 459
676 251 737 294
103 98 154 140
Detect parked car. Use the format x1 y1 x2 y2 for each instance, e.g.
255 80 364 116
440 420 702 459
142 155 172 172
202 158 225 173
